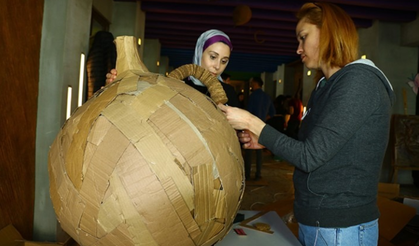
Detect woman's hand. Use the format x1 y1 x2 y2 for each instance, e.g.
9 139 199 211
218 104 252 130
105 69 118 85
218 104 267 148
238 130 265 149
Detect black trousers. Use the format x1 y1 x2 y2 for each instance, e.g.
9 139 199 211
244 149 262 179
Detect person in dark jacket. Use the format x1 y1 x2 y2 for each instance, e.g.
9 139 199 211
244 77 275 180
86 31 116 99
219 2 395 245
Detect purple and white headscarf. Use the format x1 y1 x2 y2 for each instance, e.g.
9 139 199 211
190 29 233 86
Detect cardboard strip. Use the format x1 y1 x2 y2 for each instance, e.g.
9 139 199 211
150 99 213 168
213 189 227 221
83 116 112 177
65 81 120 190
133 126 195 211
96 192 123 234
57 185 85 243
79 123 130 207
206 221 226 243
201 120 244 221
193 164 215 226
128 83 177 119
115 73 143 94
148 120 189 177
195 218 217 246
96 223 135 245
172 93 244 225
161 177 201 239
101 95 146 143
79 201 100 236
101 97 195 211
79 122 130 238
116 145 194 245
110 145 156 245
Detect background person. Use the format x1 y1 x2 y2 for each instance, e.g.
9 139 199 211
221 72 231 84
244 77 275 180
86 31 116 99
285 93 303 139
219 2 395 245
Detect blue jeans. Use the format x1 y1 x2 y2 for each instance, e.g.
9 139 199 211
298 219 378 246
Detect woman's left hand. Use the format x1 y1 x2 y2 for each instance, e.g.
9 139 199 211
218 104 266 137
218 104 251 130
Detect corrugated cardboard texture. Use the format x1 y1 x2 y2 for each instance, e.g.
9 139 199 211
48 36 244 246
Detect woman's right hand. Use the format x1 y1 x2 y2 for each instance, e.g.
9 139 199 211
105 69 118 85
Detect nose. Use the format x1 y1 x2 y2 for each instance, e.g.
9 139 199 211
296 43 303 55
214 60 221 70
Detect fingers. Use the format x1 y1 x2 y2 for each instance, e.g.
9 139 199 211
105 69 118 84
105 75 114 84
238 130 250 138
217 103 227 112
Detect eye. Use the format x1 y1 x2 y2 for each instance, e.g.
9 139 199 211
299 35 306 42
221 59 229 65
210 55 216 60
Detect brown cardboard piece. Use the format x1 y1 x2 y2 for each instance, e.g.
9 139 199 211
378 182 400 199
377 196 416 242
0 224 73 246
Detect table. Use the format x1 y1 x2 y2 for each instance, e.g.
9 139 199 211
216 210 302 246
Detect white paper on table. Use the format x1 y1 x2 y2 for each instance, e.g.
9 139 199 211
216 210 302 246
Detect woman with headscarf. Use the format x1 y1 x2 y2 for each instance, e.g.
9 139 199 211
106 29 239 107
184 29 239 107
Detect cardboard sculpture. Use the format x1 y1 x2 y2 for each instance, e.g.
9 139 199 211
48 36 245 246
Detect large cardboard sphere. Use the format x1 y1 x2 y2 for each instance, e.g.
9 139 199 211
48 36 244 246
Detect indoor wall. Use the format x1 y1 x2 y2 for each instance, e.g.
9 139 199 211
34 0 92 241
0 0 44 240
358 20 418 184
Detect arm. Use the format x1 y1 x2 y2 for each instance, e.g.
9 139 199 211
260 69 385 172
218 104 266 149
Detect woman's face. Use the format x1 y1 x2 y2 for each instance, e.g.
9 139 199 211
201 42 231 77
296 19 320 70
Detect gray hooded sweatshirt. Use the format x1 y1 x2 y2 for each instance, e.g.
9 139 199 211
259 59 396 227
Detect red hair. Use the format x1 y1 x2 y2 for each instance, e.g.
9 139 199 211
297 2 358 80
